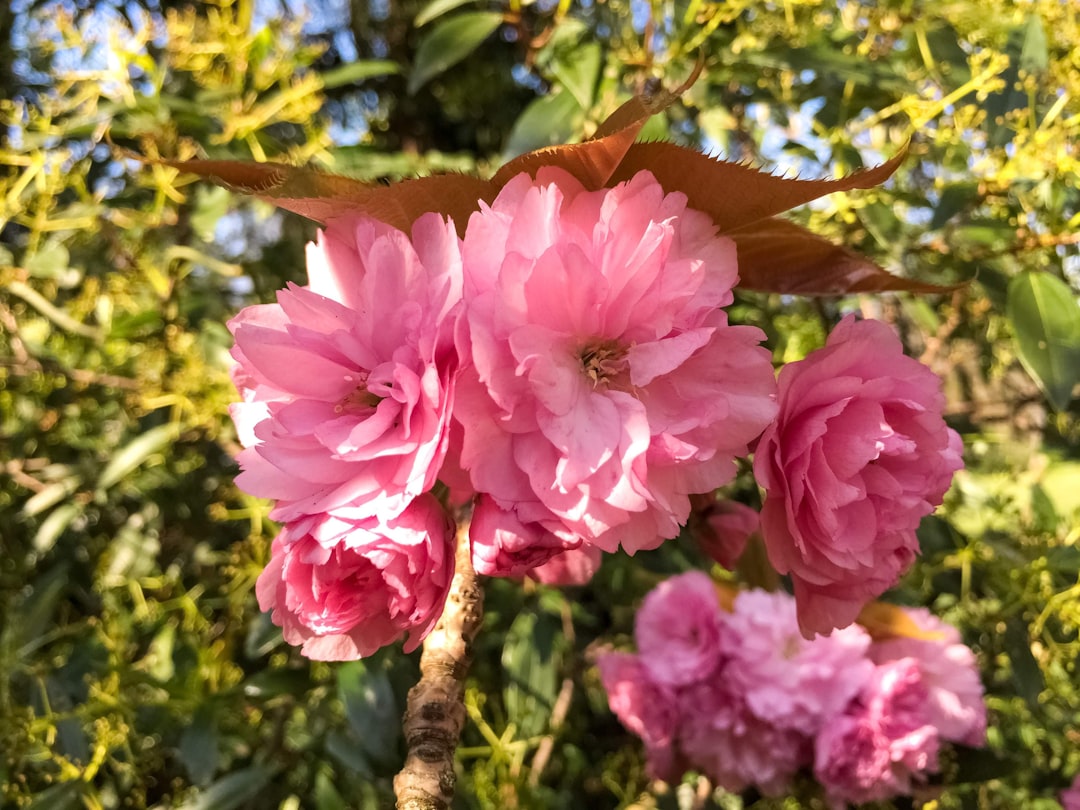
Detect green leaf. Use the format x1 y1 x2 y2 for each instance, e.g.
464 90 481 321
408 12 503 94
190 186 232 242
33 503 82 555
337 660 400 765
1005 618 1044 710
550 41 602 110
177 765 277 810
9 563 70 659
1019 13 1049 75
502 90 585 162
1007 271 1080 411
179 705 220 787
502 607 559 739
21 477 80 519
314 771 347 810
25 242 78 286
319 60 401 89
97 422 180 492
930 183 979 230
415 0 477 27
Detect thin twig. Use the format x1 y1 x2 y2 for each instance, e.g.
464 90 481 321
394 516 484 810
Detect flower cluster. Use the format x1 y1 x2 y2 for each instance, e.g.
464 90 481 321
1062 775 1080 810
229 170 778 659
598 573 987 806
229 165 962 660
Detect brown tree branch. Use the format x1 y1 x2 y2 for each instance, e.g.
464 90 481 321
394 516 484 810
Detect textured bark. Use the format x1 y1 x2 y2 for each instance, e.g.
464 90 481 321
394 519 483 810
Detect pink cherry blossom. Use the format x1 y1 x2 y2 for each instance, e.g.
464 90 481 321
1062 775 1080 810
255 494 455 661
528 543 603 586
693 498 760 569
754 315 963 636
870 607 987 746
679 678 811 796
469 495 579 576
229 213 462 524
814 657 940 807
722 589 875 735
597 652 681 781
634 570 727 686
455 168 777 564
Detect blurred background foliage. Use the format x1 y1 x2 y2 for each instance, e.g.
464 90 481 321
1 0 1079 807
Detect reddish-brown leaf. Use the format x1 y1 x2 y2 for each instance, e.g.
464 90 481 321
731 217 955 295
490 61 703 191
608 142 909 232
151 158 496 235
857 600 947 642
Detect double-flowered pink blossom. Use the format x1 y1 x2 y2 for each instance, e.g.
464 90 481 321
870 607 986 746
599 576 985 802
693 498 760 570
230 213 463 525
754 315 964 636
255 494 455 661
455 168 778 571
814 658 940 807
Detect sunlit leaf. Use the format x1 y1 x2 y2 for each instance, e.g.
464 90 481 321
319 60 400 89
1007 271 1080 411
407 12 503 94
856 600 948 642
414 0 477 27
607 141 909 232
502 90 585 162
730 217 955 295
549 41 602 110
97 423 180 492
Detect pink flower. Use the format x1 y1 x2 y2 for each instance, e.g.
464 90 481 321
753 315 963 636
455 168 777 563
469 495 579 576
870 607 987 746
634 570 727 686
814 658 940 807
528 544 603 586
680 678 810 796
693 498 760 569
722 589 875 735
597 652 680 781
1062 775 1080 810
229 213 463 524
255 494 455 661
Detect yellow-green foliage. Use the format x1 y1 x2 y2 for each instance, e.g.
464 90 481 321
1 1 1078 808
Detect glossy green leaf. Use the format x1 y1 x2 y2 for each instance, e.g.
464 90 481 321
407 12 503 94
414 0 477 27
502 608 559 739
1005 619 1044 710
1007 271 1080 410
97 422 180 492
337 660 400 765
177 765 277 810
502 90 585 162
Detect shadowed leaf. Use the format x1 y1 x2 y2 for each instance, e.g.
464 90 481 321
730 217 956 295
608 141 910 232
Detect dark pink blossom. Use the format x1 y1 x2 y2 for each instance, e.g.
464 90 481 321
814 658 940 807
723 589 875 735
597 652 680 781
634 570 728 686
754 315 963 635
455 168 777 564
255 494 455 661
870 607 987 746
694 498 760 569
1062 775 1080 810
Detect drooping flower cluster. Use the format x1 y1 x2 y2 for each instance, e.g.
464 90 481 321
229 170 779 659
598 573 987 806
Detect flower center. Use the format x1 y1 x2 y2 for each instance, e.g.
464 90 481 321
334 372 381 413
580 339 628 388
